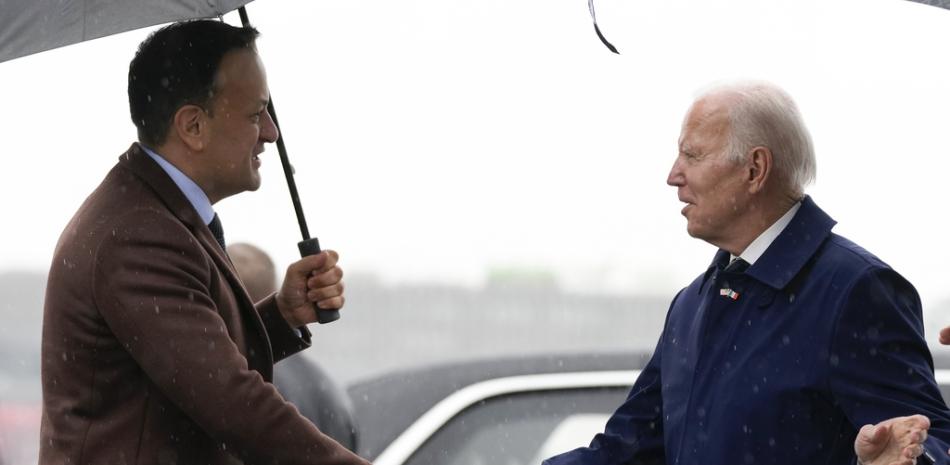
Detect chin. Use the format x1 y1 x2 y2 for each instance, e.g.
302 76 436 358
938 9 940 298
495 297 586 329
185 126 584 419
685 224 704 239
247 174 262 191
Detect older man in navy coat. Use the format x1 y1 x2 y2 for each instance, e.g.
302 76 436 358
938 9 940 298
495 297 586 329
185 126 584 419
543 81 950 465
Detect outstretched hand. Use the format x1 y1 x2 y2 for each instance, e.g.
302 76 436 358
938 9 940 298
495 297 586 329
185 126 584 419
275 250 344 327
940 326 950 345
855 415 930 465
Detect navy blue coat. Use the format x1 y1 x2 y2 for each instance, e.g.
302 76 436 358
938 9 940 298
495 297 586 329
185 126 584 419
544 197 950 465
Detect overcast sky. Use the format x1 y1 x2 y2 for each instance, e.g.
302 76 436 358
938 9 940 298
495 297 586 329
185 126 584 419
3 0 950 315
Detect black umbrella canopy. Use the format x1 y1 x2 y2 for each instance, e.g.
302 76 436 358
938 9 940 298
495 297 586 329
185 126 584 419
907 0 950 9
586 0 950 54
0 0 254 64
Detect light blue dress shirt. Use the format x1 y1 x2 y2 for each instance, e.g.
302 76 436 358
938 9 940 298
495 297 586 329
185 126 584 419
140 144 215 225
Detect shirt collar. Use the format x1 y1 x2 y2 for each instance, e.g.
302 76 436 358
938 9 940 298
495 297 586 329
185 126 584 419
140 145 215 225
733 202 802 265
701 196 837 290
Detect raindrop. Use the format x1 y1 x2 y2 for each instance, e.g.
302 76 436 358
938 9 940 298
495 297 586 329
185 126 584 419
782 335 791 345
829 355 840 366
788 293 796 303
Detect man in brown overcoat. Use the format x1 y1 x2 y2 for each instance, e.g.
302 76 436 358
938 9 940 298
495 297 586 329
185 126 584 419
40 20 371 465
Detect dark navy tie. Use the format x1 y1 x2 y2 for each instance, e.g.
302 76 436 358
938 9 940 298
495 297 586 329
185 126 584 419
208 213 226 251
724 257 750 273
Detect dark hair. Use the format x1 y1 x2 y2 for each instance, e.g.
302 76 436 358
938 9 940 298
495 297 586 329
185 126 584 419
128 20 259 147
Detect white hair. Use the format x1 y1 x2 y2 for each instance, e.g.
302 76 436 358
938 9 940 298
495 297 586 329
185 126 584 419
696 80 817 196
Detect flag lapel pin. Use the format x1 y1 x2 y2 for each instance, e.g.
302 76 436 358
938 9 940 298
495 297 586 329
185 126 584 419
720 288 740 301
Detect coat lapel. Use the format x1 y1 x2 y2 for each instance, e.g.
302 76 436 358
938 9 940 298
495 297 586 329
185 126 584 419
745 196 837 291
117 143 275 369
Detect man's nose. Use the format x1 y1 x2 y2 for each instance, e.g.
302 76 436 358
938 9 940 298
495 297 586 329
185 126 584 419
261 108 280 143
667 158 684 186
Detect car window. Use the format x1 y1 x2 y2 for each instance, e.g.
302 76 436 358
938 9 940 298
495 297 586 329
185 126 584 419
403 388 628 465
531 413 613 464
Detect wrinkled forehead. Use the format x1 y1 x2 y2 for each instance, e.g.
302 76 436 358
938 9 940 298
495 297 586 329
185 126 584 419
678 94 733 149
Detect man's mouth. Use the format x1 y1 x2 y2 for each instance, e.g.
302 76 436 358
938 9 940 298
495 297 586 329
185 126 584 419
680 201 693 216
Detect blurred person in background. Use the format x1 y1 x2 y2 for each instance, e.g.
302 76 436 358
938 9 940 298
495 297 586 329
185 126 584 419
229 242 360 451
543 81 949 465
40 20 369 465
229 242 280 303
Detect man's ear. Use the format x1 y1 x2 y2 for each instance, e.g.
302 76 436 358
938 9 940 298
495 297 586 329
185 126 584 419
747 146 772 194
172 105 208 151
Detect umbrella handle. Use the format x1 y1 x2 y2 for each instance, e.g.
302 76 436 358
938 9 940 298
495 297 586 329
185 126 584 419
298 237 341 324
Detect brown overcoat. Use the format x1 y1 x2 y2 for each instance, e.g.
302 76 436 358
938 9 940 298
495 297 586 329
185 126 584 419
40 144 370 465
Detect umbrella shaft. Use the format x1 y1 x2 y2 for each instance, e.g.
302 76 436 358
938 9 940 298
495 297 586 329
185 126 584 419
239 7 312 241
271 98 312 241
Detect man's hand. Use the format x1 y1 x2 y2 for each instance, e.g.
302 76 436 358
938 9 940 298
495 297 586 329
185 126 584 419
275 250 344 327
855 415 930 465
940 326 950 345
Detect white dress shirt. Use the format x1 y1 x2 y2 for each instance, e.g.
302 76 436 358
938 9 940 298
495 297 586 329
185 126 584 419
733 201 802 265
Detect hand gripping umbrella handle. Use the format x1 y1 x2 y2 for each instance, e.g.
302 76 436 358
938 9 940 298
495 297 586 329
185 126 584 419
298 238 341 324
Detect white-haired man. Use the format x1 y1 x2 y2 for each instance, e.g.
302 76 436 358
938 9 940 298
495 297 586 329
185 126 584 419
543 81 950 465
